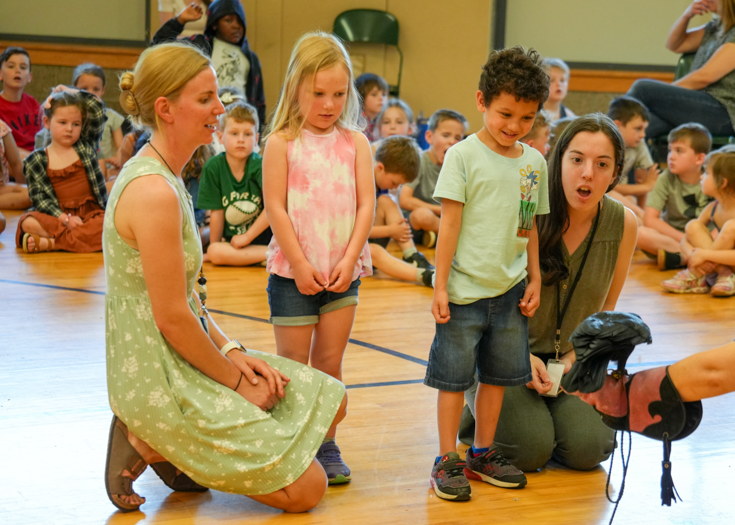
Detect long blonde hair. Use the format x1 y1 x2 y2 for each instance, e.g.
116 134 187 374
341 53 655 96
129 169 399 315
718 0 735 33
264 31 362 141
119 42 212 131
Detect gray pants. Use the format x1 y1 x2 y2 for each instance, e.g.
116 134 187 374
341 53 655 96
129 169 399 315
460 381 615 472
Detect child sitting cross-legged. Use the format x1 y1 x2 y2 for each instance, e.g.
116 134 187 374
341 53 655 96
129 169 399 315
399 109 468 248
197 100 271 266
0 118 31 210
636 123 712 270
371 98 416 156
16 86 107 253
370 135 434 286
355 73 388 142
662 146 735 296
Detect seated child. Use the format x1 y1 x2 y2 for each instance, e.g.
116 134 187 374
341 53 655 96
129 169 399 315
213 86 247 154
0 118 31 209
370 136 434 286
71 63 125 173
546 116 576 158
371 98 416 155
183 143 215 252
520 110 551 156
607 96 659 216
16 86 107 253
152 0 266 128
197 101 271 266
662 146 735 296
0 47 41 160
543 58 576 122
636 123 712 269
355 73 388 142
399 108 468 247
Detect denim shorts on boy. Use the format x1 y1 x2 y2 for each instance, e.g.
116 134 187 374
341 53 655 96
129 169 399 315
267 274 360 326
424 280 532 392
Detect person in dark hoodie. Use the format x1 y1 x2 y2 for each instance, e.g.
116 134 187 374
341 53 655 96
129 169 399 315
152 0 266 129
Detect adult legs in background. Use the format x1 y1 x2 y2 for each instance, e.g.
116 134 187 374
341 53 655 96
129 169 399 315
628 79 734 138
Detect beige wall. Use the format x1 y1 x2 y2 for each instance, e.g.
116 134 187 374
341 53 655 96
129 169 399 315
149 1 493 130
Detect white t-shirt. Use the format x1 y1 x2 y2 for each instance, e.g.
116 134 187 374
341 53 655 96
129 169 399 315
211 37 250 95
433 136 550 304
158 0 208 37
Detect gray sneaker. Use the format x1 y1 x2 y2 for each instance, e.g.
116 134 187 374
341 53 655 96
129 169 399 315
315 441 351 484
430 452 471 501
464 448 526 489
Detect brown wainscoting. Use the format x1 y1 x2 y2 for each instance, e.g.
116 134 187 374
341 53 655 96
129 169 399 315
570 69 675 93
0 40 144 70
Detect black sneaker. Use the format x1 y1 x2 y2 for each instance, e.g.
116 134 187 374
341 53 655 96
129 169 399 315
430 452 471 501
421 269 435 288
657 249 684 271
422 231 437 248
403 251 434 270
464 448 526 489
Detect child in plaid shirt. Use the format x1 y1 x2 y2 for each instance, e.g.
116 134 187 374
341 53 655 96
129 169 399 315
16 85 107 253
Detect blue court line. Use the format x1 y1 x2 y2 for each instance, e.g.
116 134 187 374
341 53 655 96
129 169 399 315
347 379 424 389
0 278 428 368
0 278 685 374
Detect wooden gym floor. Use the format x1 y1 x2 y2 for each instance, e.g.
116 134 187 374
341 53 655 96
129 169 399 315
1 207 734 525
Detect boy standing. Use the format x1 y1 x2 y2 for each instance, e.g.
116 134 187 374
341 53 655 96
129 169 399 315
0 47 41 161
399 109 468 247
197 101 271 266
637 123 712 269
607 96 659 213
369 136 434 286
427 46 549 501
152 0 266 129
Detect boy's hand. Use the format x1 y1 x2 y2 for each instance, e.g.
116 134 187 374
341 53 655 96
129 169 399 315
105 156 121 169
431 289 451 324
230 233 252 249
177 2 204 24
293 262 327 295
519 279 540 317
526 354 552 393
640 165 660 191
326 258 355 293
390 219 412 243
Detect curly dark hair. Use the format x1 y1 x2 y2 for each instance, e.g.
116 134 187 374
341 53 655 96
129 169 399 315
479 46 549 109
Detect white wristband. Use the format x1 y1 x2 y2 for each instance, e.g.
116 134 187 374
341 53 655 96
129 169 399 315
220 339 246 357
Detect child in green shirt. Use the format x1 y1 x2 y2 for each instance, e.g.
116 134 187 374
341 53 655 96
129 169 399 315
197 101 271 266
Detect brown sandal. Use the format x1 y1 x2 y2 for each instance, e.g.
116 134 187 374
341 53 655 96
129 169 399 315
104 415 147 512
21 233 52 253
150 462 209 492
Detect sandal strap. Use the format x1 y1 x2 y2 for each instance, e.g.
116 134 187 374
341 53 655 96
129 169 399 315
106 416 147 496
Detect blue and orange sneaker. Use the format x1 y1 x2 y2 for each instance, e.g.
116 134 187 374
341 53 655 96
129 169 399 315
430 452 471 501
464 448 526 489
315 441 351 485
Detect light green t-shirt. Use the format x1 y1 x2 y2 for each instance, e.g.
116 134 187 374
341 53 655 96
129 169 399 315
433 135 550 304
646 169 711 231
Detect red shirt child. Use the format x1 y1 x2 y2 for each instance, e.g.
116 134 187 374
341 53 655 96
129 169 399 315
0 93 41 151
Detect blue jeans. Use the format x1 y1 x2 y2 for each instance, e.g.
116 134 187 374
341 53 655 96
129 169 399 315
424 281 532 392
628 79 734 138
267 274 360 326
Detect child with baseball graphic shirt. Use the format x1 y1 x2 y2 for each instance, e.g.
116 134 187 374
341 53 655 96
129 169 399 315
197 100 271 266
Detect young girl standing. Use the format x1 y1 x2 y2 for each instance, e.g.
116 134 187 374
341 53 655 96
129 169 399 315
16 86 107 252
263 31 374 485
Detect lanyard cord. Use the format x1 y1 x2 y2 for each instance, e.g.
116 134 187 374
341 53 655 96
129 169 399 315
554 201 601 360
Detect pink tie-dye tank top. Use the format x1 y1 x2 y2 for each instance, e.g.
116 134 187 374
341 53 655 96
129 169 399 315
266 128 372 282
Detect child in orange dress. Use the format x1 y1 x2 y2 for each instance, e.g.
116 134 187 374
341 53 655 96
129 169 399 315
16 85 107 253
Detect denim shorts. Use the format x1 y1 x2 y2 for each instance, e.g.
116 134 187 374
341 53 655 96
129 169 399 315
424 280 532 392
267 274 360 326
